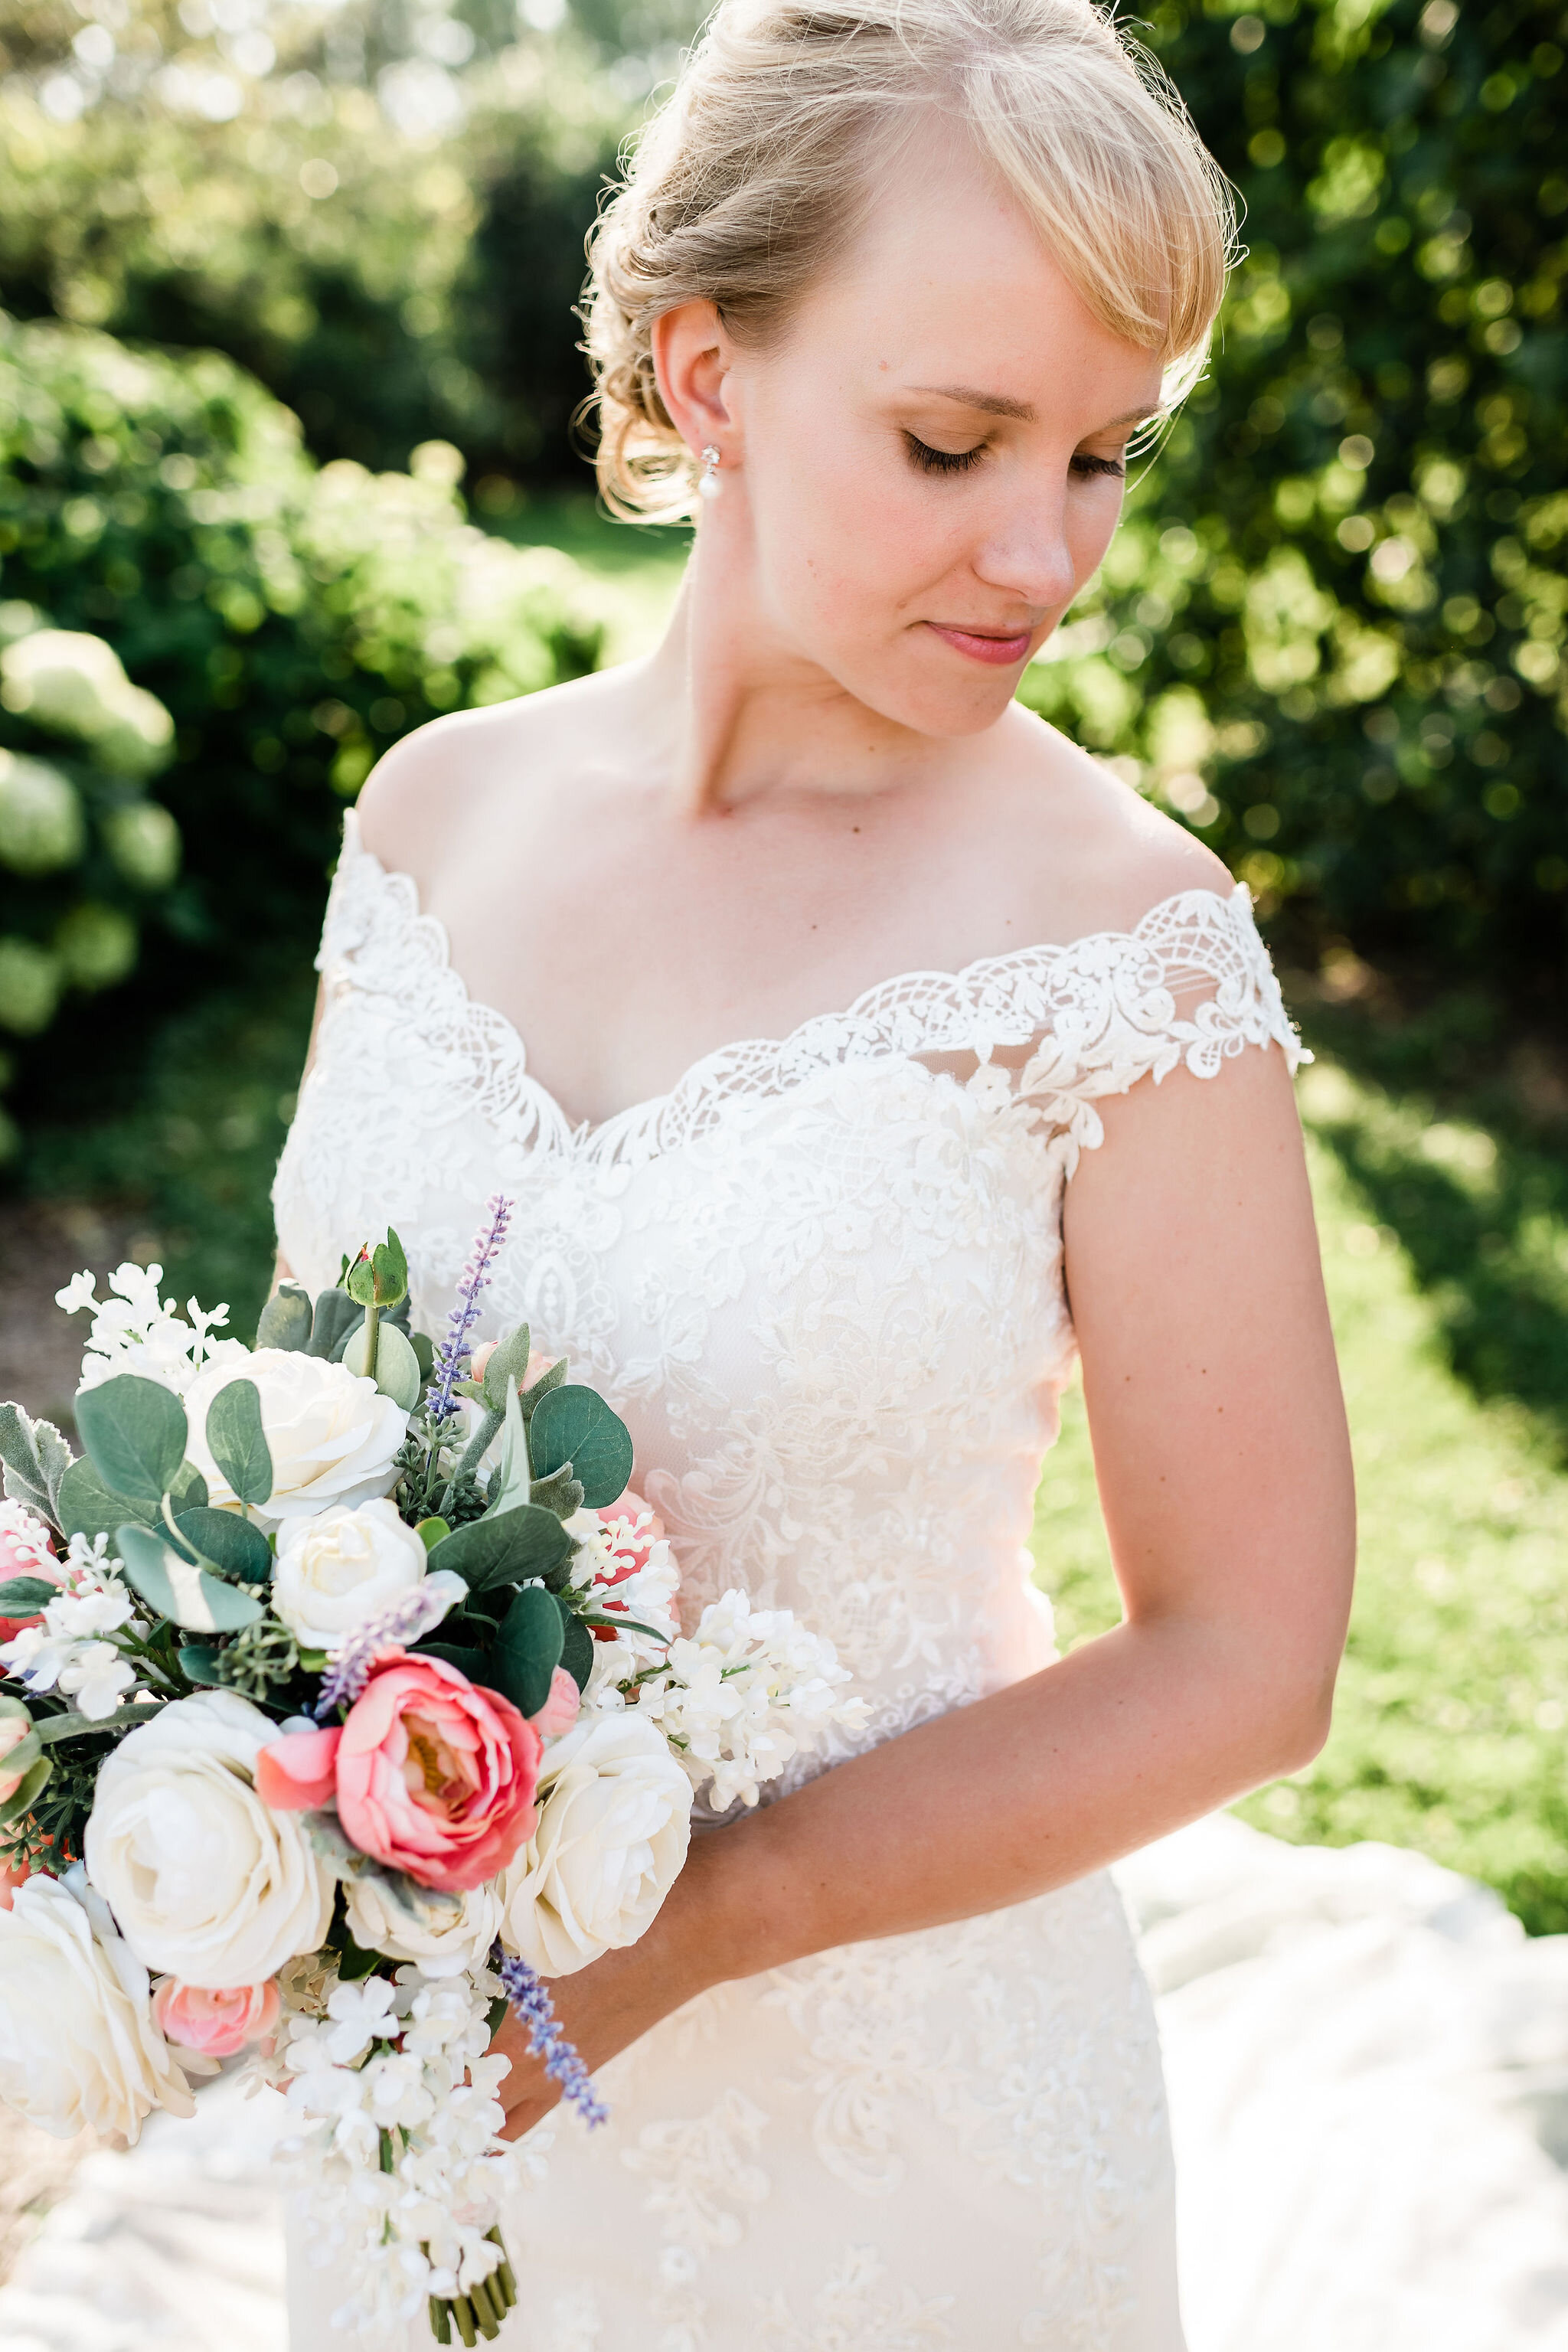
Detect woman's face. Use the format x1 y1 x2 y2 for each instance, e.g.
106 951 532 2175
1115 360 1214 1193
706 136 1168 738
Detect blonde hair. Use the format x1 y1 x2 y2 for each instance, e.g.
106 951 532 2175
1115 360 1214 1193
583 0 1237 521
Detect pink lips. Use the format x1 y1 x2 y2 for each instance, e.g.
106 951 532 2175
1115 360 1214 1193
926 622 1036 667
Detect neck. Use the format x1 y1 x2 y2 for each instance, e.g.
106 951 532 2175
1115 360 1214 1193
643 501 954 822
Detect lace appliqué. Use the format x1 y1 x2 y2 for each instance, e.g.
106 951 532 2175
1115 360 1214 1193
273 812 1294 2352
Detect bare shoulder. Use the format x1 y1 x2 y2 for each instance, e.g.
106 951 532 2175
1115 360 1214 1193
991 705 1234 944
353 665 642 897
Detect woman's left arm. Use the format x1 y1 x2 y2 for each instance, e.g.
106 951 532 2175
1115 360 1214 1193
495 1040 1354 2134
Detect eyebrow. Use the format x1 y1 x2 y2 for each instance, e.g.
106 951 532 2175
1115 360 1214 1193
909 385 1166 433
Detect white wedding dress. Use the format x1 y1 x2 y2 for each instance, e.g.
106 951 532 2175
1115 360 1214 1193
270 811 1305 2352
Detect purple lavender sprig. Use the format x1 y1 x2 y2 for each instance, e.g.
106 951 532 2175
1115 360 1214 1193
313 1575 465 1718
495 1952 609 2129
427 1191 514 1428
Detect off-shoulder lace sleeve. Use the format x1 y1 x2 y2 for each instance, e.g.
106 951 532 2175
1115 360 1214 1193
997 885 1308 1173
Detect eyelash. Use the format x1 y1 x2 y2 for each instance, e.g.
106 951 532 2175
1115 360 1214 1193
902 433 1127 482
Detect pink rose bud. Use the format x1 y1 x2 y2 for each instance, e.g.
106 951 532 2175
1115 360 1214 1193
153 1976 281 2058
524 1349 559 1388
0 1715 31 1805
470 1341 497 1383
255 1724 342 1811
531 1665 581 1737
335 1651 542 1893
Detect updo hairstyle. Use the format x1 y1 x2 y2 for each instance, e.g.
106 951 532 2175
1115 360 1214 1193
582 0 1237 521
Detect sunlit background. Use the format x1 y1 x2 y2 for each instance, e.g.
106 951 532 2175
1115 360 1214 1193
0 0 1563 1987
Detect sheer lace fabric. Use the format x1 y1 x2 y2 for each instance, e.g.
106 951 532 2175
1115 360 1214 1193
274 813 1305 2351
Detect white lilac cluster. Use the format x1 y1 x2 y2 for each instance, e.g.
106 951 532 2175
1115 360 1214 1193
629 1589 869 1814
264 1961 521 2337
0 1534 149 1720
56 1262 250 1397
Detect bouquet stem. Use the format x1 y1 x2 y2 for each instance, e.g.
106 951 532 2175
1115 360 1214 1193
429 2226 517 2346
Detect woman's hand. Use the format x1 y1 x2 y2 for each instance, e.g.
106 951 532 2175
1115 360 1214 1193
491 1831 725 2141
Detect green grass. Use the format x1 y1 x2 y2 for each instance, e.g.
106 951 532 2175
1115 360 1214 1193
1034 1054 1568 1934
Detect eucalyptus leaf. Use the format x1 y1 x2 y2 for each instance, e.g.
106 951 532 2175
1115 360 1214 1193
308 1286 361 1361
204 1380 273 1508
410 1331 435 1381
117 1524 265 1634
417 1642 492 1682
528 1385 634 1511
168 1461 209 1515
427 1504 572 1596
559 1609 594 1694
342 1318 420 1410
0 1576 61 1614
34 1703 163 1743
490 1583 565 1720
177 1642 225 1686
56 1455 158 1542
75 1376 188 1504
175 1508 273 1583
255 1283 313 1352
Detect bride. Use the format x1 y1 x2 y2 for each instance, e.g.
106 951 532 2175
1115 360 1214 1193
273 1 1355 2342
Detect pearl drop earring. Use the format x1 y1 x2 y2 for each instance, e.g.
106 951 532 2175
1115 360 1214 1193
697 443 723 501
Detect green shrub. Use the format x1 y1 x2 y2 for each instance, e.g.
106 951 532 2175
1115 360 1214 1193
1021 0 1566 1011
0 313 607 1154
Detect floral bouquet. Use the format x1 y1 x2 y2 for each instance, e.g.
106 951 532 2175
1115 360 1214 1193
0 1197 864 2346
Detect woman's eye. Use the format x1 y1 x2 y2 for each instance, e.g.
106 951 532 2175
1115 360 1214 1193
903 433 988 476
1070 452 1127 482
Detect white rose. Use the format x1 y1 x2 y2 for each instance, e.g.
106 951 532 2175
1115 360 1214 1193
182 1348 407 1530
499 1713 692 1978
272 1498 428 1650
0 1872 195 2141
84 1690 333 1988
344 1870 501 1979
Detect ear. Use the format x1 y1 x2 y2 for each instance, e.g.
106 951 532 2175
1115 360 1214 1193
651 302 739 461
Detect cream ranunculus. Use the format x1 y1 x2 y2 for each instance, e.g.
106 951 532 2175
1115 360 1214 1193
0 1870 195 2141
84 1690 333 1988
498 1713 692 1978
272 1498 428 1650
343 1870 502 1979
181 1348 407 1531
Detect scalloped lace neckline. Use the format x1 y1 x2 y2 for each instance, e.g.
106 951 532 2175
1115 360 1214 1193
337 812 1261 1166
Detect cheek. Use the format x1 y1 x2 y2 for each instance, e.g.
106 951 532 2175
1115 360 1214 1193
748 432 954 647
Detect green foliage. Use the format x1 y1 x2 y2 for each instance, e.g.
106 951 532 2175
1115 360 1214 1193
0 312 606 1153
1021 0 1567 1008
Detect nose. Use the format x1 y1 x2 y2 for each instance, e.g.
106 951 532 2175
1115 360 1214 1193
970 474 1081 618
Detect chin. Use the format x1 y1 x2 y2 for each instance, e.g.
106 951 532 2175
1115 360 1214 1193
851 652 1024 740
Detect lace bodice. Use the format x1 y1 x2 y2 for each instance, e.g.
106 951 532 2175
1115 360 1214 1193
273 812 1305 1775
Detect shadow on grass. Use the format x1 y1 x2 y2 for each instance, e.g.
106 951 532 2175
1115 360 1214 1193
1299 982 1568 1465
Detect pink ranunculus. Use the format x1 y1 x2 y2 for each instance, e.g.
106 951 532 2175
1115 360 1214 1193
255 1724 343 1812
335 1651 541 1893
595 1489 664 1586
153 1976 281 2057
531 1665 580 1738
